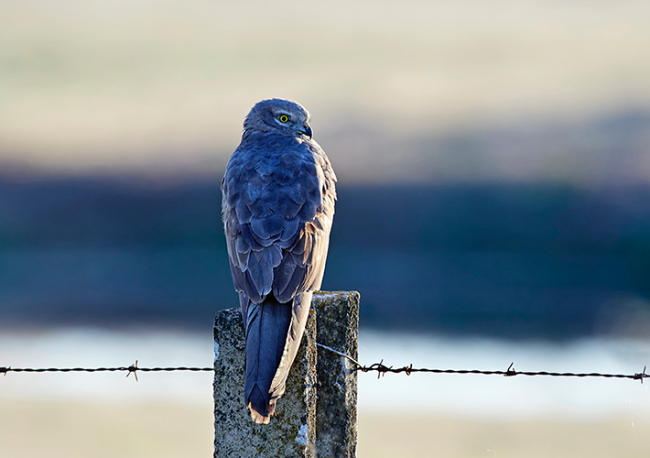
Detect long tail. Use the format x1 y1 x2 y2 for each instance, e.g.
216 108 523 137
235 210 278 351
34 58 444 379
241 292 312 424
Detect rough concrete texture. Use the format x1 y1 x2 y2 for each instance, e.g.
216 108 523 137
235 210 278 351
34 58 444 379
213 291 359 458
213 307 317 458
313 291 359 458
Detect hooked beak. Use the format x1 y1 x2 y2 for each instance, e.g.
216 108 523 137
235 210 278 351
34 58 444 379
301 122 312 139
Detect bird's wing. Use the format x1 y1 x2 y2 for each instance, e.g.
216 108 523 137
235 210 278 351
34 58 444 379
222 137 336 304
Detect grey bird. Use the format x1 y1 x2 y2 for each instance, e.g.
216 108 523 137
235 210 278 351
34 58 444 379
221 98 336 424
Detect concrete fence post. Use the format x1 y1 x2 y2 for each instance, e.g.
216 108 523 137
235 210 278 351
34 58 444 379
313 292 359 458
213 291 359 458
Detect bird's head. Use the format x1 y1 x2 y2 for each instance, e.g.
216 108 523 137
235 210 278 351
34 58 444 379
243 98 312 139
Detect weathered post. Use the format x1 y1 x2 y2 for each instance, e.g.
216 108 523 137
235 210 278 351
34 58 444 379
213 307 317 457
213 291 359 458
313 291 359 458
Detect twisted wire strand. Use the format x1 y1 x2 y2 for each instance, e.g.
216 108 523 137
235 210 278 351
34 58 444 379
1 367 213 373
315 343 648 383
0 361 213 379
2 346 647 384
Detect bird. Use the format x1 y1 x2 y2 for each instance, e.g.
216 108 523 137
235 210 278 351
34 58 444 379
221 98 336 424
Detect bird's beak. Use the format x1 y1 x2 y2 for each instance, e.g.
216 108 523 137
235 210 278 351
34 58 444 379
301 122 312 139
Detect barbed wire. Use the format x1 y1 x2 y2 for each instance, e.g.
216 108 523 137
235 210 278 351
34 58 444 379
315 343 649 383
0 361 213 382
2 346 648 384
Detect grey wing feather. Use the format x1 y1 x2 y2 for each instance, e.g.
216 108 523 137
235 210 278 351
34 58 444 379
222 136 336 304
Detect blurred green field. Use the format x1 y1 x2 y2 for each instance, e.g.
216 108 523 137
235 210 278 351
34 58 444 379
1 398 649 458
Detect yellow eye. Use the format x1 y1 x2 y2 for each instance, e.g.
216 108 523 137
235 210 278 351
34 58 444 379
278 114 289 123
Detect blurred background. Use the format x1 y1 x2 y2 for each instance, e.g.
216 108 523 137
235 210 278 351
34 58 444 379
1 0 649 456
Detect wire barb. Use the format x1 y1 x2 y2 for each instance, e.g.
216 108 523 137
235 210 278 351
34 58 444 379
127 360 139 381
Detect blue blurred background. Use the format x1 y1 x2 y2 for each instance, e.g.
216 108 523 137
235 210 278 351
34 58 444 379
1 1 650 456
1 176 649 339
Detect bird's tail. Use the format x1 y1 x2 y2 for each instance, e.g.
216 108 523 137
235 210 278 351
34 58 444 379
242 292 312 424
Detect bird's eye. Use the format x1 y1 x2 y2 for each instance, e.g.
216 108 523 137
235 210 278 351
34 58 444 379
278 114 289 123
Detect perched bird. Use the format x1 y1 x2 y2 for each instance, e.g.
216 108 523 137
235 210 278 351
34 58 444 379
221 98 336 424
